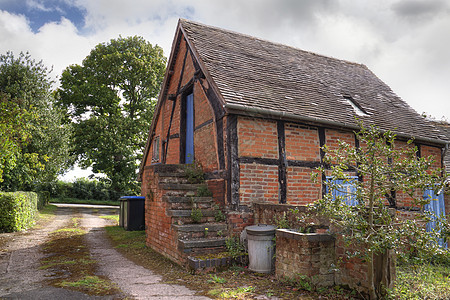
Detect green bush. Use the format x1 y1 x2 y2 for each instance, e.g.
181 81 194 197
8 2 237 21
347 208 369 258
0 191 39 232
36 178 129 202
37 191 50 209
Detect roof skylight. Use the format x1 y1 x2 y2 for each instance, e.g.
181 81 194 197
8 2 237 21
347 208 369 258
343 95 370 117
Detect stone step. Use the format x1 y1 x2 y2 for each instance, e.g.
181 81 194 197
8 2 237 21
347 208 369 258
168 209 216 218
152 164 187 174
165 196 214 210
173 223 227 240
178 237 227 254
160 183 205 191
165 196 213 203
158 173 190 184
172 215 217 225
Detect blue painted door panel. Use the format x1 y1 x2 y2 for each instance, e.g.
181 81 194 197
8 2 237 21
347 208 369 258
326 176 358 206
185 93 194 164
424 189 447 248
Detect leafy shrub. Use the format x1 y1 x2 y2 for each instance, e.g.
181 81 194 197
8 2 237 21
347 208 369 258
38 191 50 209
0 191 38 232
184 161 205 184
225 235 246 259
37 178 129 202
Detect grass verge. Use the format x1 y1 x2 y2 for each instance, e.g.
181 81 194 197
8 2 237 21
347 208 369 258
40 215 123 297
390 262 450 299
104 225 359 299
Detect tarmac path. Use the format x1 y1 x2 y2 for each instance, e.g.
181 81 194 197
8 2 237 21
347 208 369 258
0 203 209 299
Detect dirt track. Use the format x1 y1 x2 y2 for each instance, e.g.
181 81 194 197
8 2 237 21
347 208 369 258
0 204 209 299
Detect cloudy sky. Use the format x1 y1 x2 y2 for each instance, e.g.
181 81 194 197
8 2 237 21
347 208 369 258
1 0 449 179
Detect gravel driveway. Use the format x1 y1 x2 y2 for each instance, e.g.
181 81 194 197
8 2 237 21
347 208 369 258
0 203 209 299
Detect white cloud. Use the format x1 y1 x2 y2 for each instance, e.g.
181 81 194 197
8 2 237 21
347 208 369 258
0 0 449 121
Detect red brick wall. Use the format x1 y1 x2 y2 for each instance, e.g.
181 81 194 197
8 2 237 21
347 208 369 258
239 163 279 205
287 167 321 205
238 117 278 158
285 124 320 161
193 81 218 172
142 37 219 171
141 166 184 265
325 129 355 151
422 145 442 172
228 211 254 234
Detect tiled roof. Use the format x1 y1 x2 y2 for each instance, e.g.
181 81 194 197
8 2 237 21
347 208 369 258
180 19 448 144
434 121 450 174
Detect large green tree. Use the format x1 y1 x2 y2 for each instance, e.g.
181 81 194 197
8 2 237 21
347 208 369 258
57 36 166 193
312 122 448 299
0 52 73 190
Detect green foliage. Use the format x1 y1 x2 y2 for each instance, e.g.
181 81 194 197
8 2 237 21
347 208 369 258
389 262 450 299
197 185 212 197
0 191 39 232
225 235 246 259
37 178 128 202
311 120 448 298
207 274 227 284
274 212 291 229
279 273 313 292
214 204 226 222
57 36 166 192
190 201 203 224
0 51 73 191
185 161 205 184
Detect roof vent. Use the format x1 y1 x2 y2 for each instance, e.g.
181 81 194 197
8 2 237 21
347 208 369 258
343 95 370 117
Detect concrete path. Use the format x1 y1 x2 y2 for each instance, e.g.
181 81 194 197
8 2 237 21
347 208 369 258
0 204 210 299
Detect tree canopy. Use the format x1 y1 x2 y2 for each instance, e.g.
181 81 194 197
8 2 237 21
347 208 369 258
57 36 166 193
0 52 73 190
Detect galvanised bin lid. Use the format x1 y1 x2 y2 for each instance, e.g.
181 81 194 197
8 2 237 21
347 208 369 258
119 196 145 201
245 224 276 236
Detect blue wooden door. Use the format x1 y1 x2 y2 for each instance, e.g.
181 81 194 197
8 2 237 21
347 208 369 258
185 93 194 164
424 189 447 247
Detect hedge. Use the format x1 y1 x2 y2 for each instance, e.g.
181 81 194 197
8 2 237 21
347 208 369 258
0 191 43 232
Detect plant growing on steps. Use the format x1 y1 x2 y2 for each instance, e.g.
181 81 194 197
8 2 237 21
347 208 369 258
197 185 212 197
214 204 226 222
225 235 246 259
184 160 205 184
190 198 203 223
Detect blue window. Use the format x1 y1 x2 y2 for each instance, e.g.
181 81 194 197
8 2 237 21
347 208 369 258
326 176 358 206
423 188 447 248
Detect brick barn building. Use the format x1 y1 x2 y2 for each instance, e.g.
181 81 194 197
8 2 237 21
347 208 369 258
139 19 448 266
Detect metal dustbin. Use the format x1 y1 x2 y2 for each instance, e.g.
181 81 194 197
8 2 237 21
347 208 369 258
246 224 276 273
119 196 145 231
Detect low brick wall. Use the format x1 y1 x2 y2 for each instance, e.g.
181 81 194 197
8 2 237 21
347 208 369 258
276 229 335 287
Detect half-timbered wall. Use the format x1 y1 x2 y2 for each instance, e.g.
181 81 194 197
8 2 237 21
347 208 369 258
233 115 444 211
